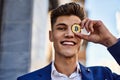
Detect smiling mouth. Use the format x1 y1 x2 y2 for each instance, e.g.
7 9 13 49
60 41 76 46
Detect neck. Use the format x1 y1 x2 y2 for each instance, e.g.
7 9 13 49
54 54 78 76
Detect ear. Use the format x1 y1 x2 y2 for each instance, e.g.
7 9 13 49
49 30 53 42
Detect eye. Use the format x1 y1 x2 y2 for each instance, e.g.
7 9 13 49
57 27 66 31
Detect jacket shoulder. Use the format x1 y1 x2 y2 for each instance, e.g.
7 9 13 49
17 63 52 80
88 66 120 79
89 66 114 79
88 66 112 74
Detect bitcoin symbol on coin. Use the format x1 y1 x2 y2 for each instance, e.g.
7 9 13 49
72 24 81 33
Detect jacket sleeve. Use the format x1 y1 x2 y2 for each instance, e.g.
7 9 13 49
104 67 120 80
107 38 120 65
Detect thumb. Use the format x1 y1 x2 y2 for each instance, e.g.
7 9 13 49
76 33 89 41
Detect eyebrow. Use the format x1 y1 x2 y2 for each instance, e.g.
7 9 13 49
56 23 68 27
55 23 81 27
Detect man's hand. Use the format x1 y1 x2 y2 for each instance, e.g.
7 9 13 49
76 18 117 47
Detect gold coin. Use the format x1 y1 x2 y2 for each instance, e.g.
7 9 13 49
72 24 81 33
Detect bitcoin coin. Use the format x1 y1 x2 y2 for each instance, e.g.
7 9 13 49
72 24 81 33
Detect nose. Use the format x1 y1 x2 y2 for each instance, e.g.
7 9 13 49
65 28 74 38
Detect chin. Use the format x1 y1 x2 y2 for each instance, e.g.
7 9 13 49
64 54 76 58
62 51 76 58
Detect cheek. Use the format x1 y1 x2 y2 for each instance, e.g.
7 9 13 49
53 33 64 48
76 37 81 42
53 32 64 40
77 38 82 47
52 34 60 42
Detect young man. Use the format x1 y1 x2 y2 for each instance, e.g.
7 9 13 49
17 2 120 80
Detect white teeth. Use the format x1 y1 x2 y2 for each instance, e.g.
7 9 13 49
62 42 74 45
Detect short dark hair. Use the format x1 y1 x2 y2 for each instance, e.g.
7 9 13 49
50 2 86 30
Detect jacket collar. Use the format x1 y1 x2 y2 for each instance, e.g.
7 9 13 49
38 63 52 80
38 62 93 80
80 63 93 80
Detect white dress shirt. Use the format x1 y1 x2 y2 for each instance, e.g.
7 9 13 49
51 61 82 80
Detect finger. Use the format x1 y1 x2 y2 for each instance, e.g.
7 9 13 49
85 19 95 33
76 33 89 41
81 18 90 32
90 20 103 33
88 20 94 32
84 19 90 32
80 18 88 29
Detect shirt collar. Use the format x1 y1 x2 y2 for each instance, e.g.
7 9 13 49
51 61 81 76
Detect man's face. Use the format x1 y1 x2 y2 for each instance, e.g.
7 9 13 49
49 15 81 58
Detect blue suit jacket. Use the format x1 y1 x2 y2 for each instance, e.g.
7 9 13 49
17 39 120 80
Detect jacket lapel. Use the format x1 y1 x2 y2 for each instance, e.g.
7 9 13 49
37 63 94 80
80 63 94 80
38 63 52 80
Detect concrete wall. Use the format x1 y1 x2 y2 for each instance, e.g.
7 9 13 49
0 0 33 80
30 0 49 71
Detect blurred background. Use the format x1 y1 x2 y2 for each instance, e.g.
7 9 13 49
0 0 120 80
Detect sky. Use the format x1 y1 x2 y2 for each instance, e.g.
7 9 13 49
85 0 120 36
85 0 120 70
